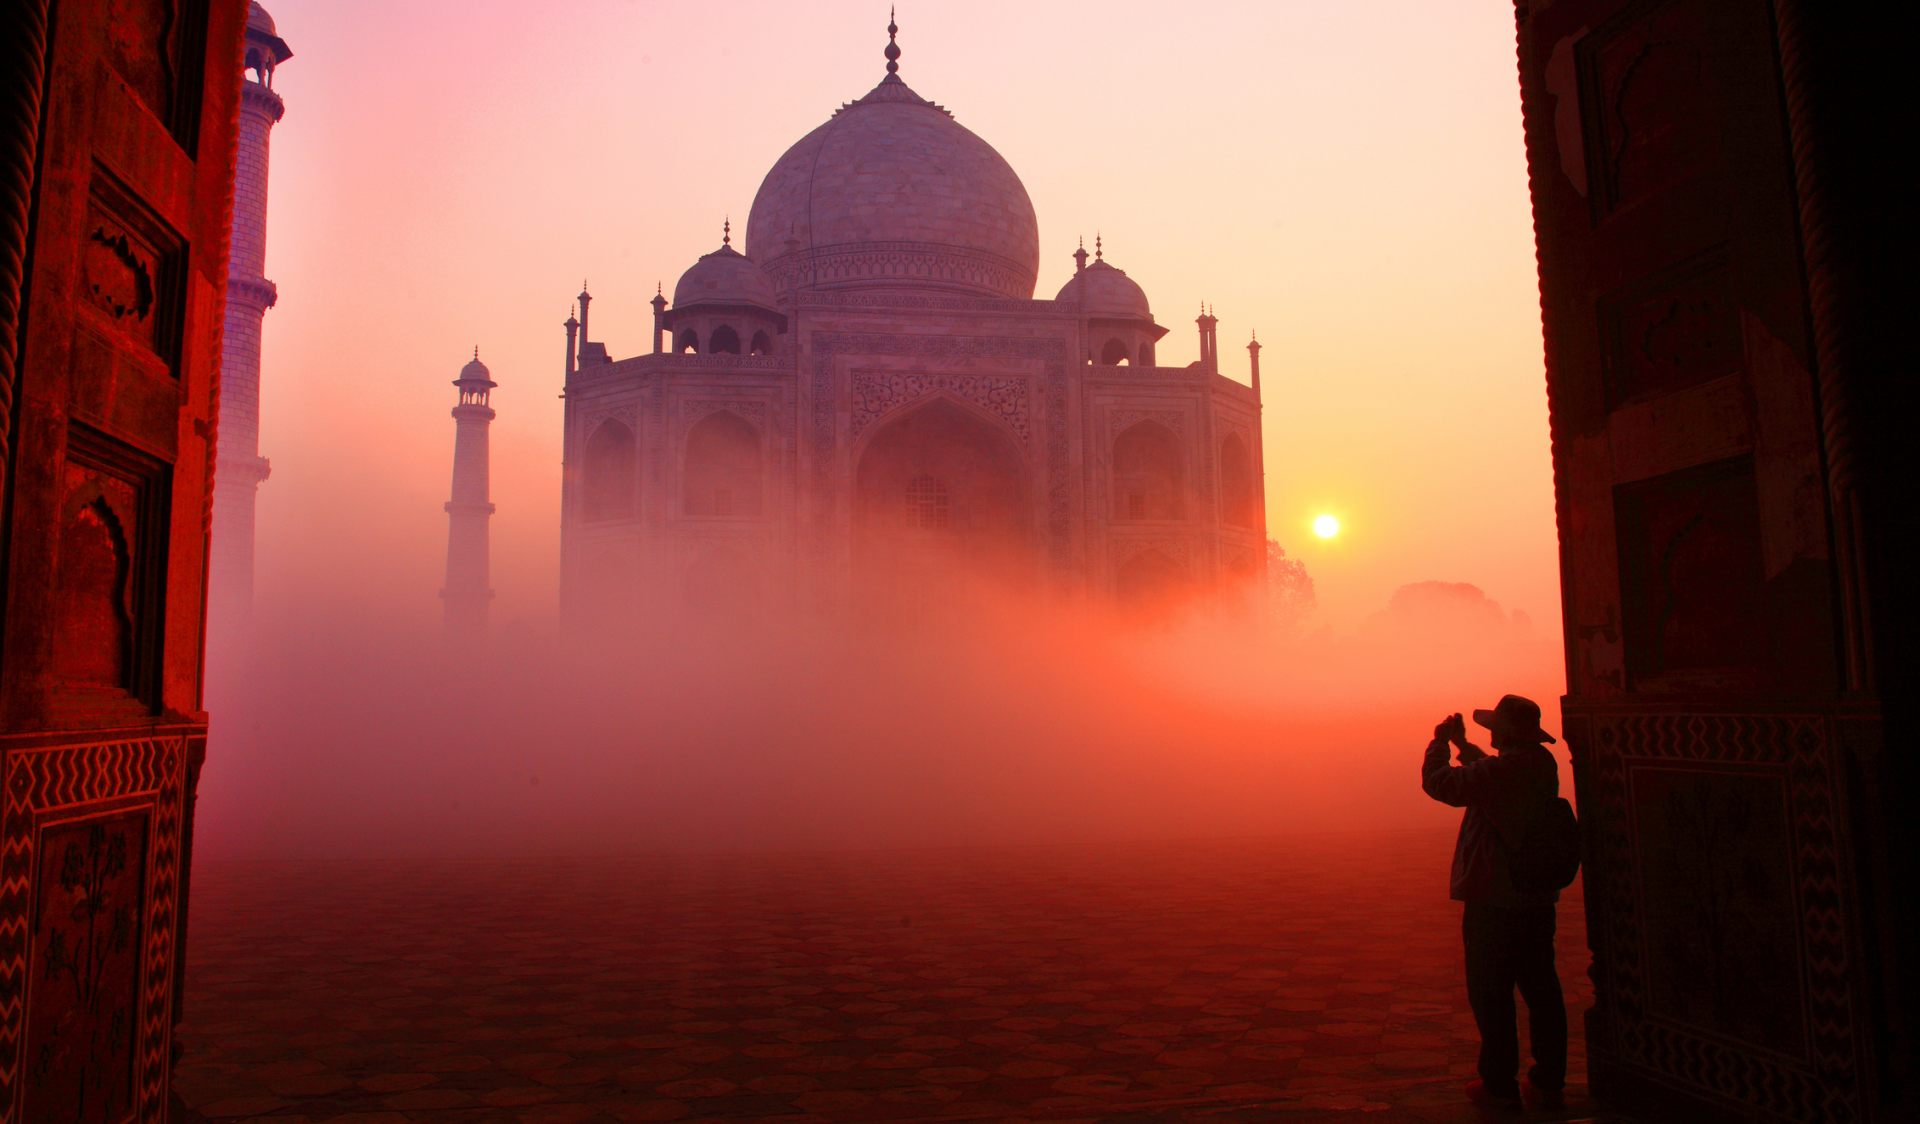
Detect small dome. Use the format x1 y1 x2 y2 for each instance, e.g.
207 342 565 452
247 1 275 35
459 351 491 382
1056 259 1151 321
673 243 780 312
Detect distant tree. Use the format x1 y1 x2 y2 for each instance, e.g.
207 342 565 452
1267 539 1316 629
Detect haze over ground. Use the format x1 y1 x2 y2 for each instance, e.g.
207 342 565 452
199 1 1562 860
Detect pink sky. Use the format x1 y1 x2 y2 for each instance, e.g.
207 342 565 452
251 1 1555 637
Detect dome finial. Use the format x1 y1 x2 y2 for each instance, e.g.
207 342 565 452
884 7 901 75
723 217 731 246
473 345 479 360
1095 232 1103 261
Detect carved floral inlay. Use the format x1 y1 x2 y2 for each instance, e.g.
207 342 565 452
851 373 1030 442
82 227 155 326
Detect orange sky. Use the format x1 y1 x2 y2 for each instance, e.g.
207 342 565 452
251 0 1557 638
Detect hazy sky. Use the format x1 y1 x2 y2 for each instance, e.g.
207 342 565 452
251 0 1555 636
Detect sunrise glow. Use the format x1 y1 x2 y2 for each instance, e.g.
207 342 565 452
1314 514 1341 539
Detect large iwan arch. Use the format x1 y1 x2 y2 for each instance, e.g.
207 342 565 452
853 397 1033 589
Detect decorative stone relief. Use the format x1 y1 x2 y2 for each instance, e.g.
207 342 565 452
80 176 182 363
1109 408 1185 438
850 372 1030 442
678 398 769 442
1112 534 1193 565
1599 246 1738 406
581 404 638 436
1580 711 1860 1121
765 241 1033 302
2 734 186 1118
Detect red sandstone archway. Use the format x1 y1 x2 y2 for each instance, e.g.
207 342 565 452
853 397 1035 598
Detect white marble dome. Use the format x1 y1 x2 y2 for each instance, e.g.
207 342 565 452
745 74 1040 300
1055 258 1151 320
673 242 780 311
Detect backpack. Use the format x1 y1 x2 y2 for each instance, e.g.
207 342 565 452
1504 796 1582 894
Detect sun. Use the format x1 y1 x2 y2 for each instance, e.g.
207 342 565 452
1313 514 1341 540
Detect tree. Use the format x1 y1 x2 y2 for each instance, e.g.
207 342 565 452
1267 539 1316 630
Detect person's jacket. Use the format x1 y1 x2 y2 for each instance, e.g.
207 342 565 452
1421 737 1559 906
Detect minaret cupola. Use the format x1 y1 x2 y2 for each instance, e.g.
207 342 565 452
1055 235 1167 365
663 220 787 357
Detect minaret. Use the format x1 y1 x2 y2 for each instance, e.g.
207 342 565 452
650 284 667 354
442 349 496 637
1196 303 1219 373
1248 330 1262 394
211 2 292 622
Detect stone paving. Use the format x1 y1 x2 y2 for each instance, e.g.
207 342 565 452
174 829 1622 1122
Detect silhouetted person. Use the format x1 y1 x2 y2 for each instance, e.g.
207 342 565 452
1422 695 1566 1110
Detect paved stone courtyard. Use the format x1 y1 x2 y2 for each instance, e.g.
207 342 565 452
174 828 1615 1122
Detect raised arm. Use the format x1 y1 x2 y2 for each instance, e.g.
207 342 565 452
1422 717 1496 807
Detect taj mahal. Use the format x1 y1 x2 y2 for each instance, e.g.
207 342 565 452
556 18 1266 622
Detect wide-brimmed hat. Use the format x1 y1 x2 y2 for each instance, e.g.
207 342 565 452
1472 694 1556 744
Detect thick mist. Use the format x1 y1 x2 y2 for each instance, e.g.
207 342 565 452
196 571 1564 860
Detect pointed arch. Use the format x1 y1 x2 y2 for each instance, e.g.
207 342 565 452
749 330 773 356
853 396 1035 591
1100 338 1132 366
1112 420 1185 520
53 496 132 690
709 324 741 355
683 410 763 516
1220 432 1255 527
582 419 636 522
676 328 699 354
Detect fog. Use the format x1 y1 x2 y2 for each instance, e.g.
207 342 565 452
196 570 1564 861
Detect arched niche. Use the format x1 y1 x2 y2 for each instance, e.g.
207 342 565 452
853 397 1033 590
1220 433 1255 527
1112 420 1185 520
582 420 636 522
1100 338 1132 366
676 328 699 354
749 330 773 357
709 325 741 355
683 411 763 517
53 496 132 691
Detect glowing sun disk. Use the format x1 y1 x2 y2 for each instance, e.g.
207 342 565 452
1313 514 1341 539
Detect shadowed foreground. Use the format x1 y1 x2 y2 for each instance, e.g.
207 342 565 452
175 829 1622 1122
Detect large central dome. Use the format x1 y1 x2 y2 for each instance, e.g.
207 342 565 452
745 63 1040 301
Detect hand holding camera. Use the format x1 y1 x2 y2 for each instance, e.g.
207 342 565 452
1432 713 1474 760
